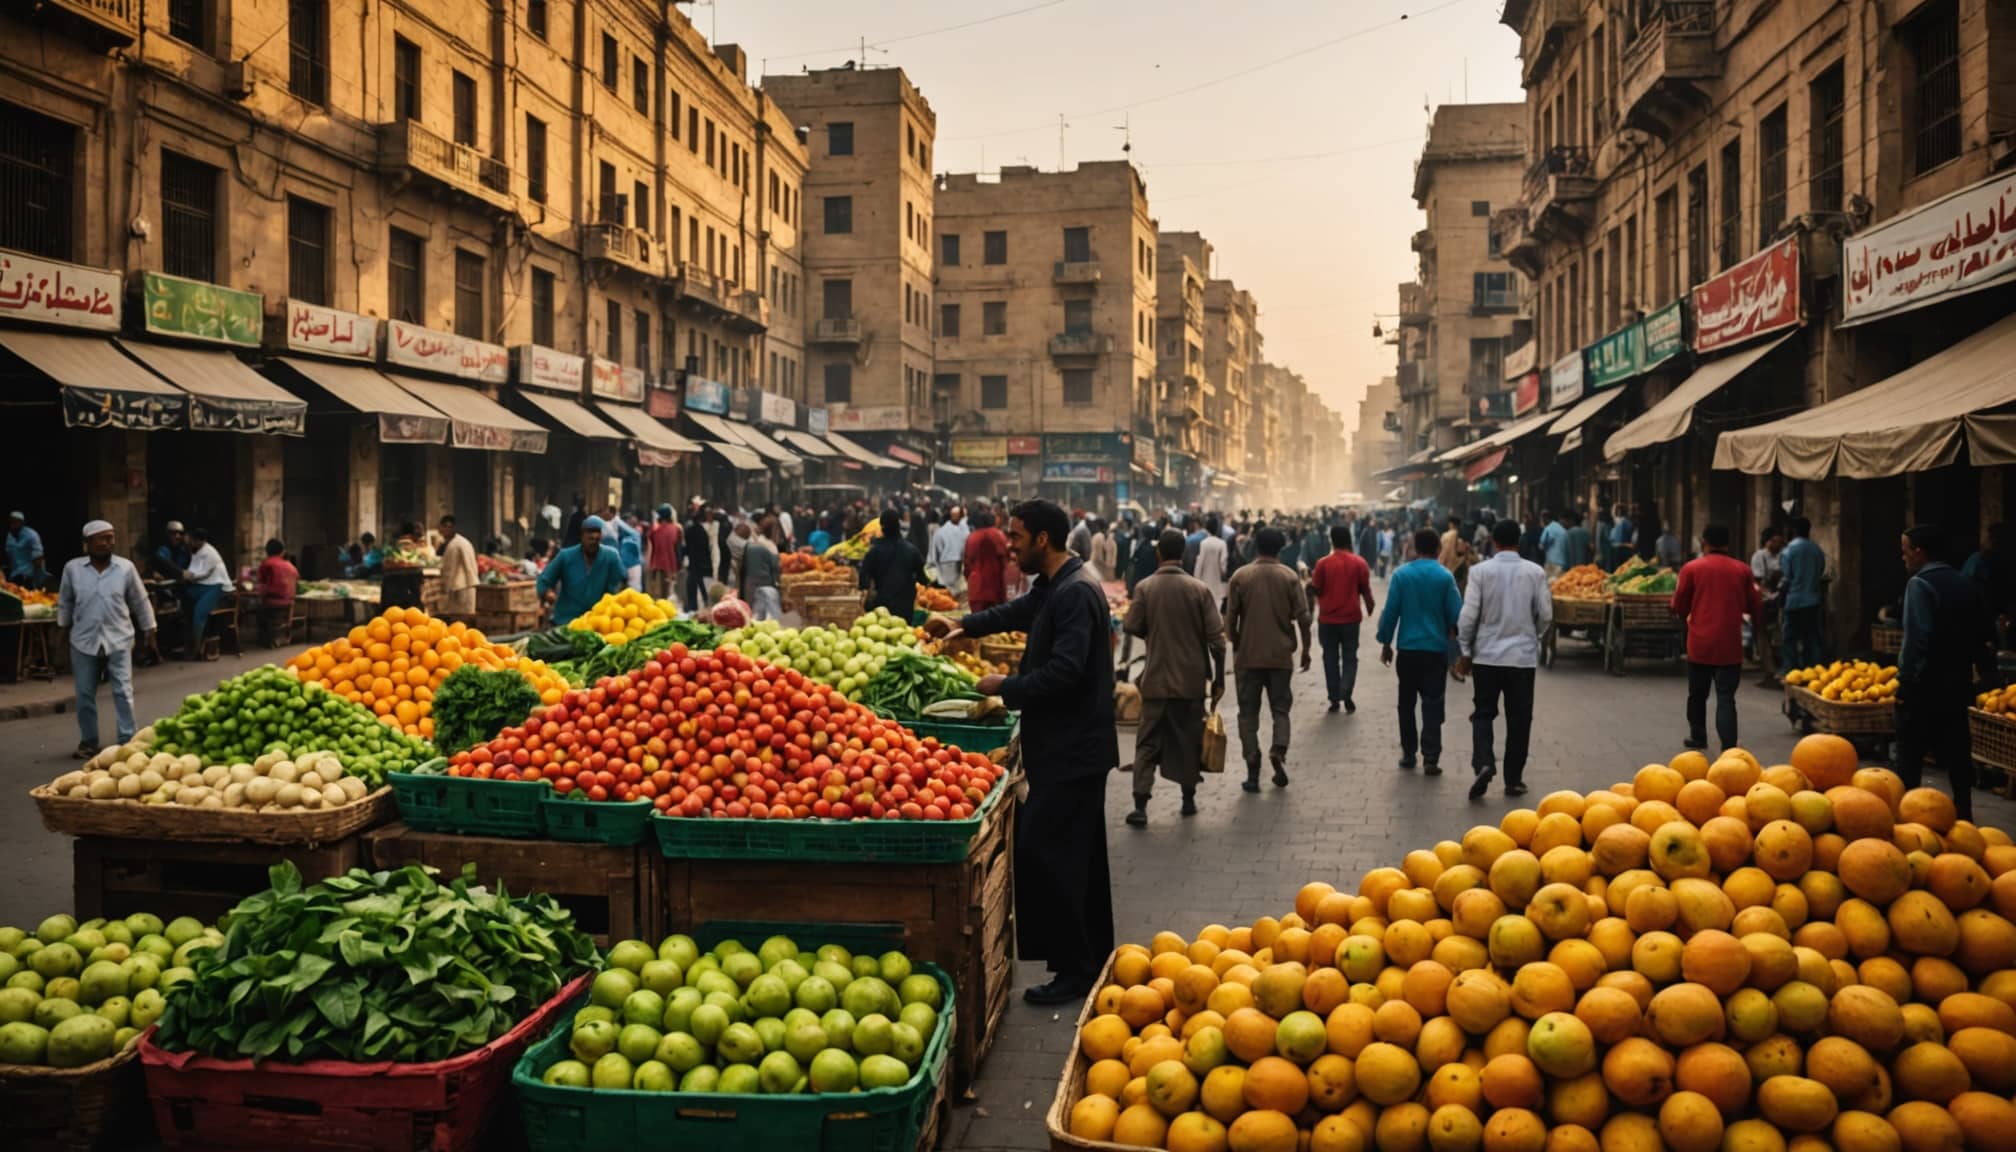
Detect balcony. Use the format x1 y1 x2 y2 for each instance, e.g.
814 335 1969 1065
1516 0 1581 86
28 0 136 50
1410 229 1435 255
675 266 730 316
1491 207 1542 278
1399 282 1431 328
1472 288 1521 315
379 121 513 212
1522 145 1597 239
1049 331 1113 358
1619 2 1721 140
729 290 771 331
1053 261 1102 285
810 317 863 345
1182 299 1203 328
581 222 653 275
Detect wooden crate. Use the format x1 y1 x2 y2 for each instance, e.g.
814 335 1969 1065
659 782 1020 1099
73 834 364 926
473 609 543 637
476 581 539 614
1969 708 2016 773
365 823 659 945
1871 622 1904 658
1614 592 1680 631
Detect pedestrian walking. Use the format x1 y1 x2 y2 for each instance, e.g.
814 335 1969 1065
1457 520 1551 800
1439 515 1474 596
1225 528 1311 793
927 505 968 591
1377 528 1464 774
681 503 714 612
645 505 681 601
741 517 783 622
943 499 1116 1004
1670 524 1763 753
962 509 1010 612
1895 524 1996 821
1121 529 1226 826
1752 525 1785 686
1538 511 1567 576
859 511 931 618
1309 524 1375 713
1195 515 1230 610
57 520 155 757
1563 512 1593 569
1779 516 1825 670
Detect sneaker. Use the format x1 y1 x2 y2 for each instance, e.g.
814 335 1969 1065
1505 781 1530 797
73 742 99 760
1125 808 1148 828
1469 766 1497 800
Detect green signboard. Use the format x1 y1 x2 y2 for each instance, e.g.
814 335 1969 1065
1642 299 1686 370
1583 322 1642 390
141 271 263 348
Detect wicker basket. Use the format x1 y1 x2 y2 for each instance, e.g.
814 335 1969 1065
801 592 865 629
1870 623 1904 657
31 783 395 847
1786 684 1896 735
979 636 1025 668
1044 950 1126 1152
1615 593 1680 631
1969 708 2016 772
0 1039 149 1150
1552 597 1609 628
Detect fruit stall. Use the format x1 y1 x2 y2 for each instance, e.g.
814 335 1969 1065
1783 661 1898 756
1543 565 1609 667
1970 685 2016 794
1600 559 1682 676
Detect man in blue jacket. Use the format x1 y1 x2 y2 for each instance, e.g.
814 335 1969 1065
537 516 628 627
1780 516 1826 672
1377 527 1465 775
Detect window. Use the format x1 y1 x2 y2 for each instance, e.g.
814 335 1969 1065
940 234 959 266
454 249 484 339
823 362 852 404
1654 188 1677 303
1685 164 1708 288
907 123 916 161
387 228 423 323
1473 272 1514 312
1063 226 1091 263
1063 299 1093 334
983 230 1007 265
903 283 912 325
1909 1 1960 175
1718 138 1742 270
939 303 961 337
669 90 682 139
286 196 330 305
605 299 621 361
597 160 618 222
527 0 547 39
0 103 74 260
393 36 420 122
822 279 851 320
288 0 328 103
601 32 618 89
904 202 913 244
1468 338 1505 386
168 0 209 50
633 180 649 233
634 309 650 372
452 72 477 146
827 121 853 156
983 301 1007 335
1488 223 1503 260
531 268 555 346
687 107 698 152
1062 369 1093 406
981 374 1008 410
525 115 547 204
823 196 852 234
1759 105 1788 239
704 120 714 166
1471 200 1491 217
160 151 218 283
632 55 649 115
1810 64 1846 212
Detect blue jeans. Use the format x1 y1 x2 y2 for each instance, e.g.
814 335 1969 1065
188 583 228 654
72 644 135 748
1318 621 1360 704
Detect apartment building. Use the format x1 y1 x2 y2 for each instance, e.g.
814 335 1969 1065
933 162 1159 512
1354 375 1406 496
1155 232 1215 498
1203 279 1261 501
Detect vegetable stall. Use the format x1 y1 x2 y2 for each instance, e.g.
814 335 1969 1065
1601 557 1682 676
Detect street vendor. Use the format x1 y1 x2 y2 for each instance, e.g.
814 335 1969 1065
436 514 478 617
149 520 191 581
537 515 627 628
6 510 45 587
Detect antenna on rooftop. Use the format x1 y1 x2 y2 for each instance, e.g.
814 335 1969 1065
1057 113 1069 170
1116 114 1132 156
856 37 886 69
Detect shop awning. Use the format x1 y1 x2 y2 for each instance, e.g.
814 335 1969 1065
1437 410 1559 464
517 390 625 441
1714 313 2016 479
934 460 976 475
776 429 840 457
1605 333 1794 462
701 439 767 471
824 431 904 469
384 372 548 452
594 402 700 465
118 340 307 435
1464 448 1509 483
271 356 448 444
723 421 805 467
0 330 188 431
1549 387 1631 454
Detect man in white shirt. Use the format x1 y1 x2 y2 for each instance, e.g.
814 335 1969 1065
180 526 234 661
58 520 155 756
437 514 478 617
1195 514 1230 611
927 505 969 591
1457 518 1552 800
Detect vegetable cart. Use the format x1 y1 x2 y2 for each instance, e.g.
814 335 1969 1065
1784 683 1895 758
1603 593 1683 675
1543 596 1609 667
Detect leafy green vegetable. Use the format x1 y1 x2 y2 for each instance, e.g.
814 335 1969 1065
525 627 603 664
429 665 543 755
553 618 723 685
857 651 982 719
154 861 596 1064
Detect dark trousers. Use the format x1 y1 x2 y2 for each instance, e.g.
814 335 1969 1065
1471 664 1536 786
1895 697 1974 822
1235 668 1293 768
1395 649 1448 764
683 565 709 613
1319 622 1360 705
1687 662 1742 750
1781 604 1823 672
1015 773 1114 985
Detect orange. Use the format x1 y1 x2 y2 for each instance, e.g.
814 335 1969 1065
1790 734 1859 790
1241 1056 1308 1114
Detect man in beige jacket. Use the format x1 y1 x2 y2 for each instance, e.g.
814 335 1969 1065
437 514 478 618
1121 529 1225 825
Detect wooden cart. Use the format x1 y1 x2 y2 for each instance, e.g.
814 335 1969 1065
1603 594 1683 675
1543 596 1610 667
1784 683 1896 759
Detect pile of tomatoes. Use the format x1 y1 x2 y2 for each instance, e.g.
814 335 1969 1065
444 644 1003 821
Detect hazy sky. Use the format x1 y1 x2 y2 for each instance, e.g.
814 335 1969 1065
720 0 1523 429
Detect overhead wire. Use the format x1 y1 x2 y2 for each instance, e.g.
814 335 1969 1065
761 0 1076 65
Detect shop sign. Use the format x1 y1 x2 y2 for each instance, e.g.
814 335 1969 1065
1512 372 1542 416
1547 352 1585 409
646 380 680 419
887 445 925 466
828 403 909 431
514 344 583 392
0 252 120 331
807 407 829 435
141 271 261 347
378 412 446 444
1006 435 1042 456
1133 436 1158 470
282 300 375 359
1692 234 1800 354
950 436 1008 467
1583 322 1642 390
683 375 731 414
585 358 630 402
1641 299 1686 370
187 397 305 436
1844 172 2016 324
638 447 685 469
617 367 646 404
1472 390 1514 420
758 391 794 426
1045 432 1127 462
61 387 186 431
385 320 509 383
448 419 546 453
1503 339 1536 381
1042 462 1112 483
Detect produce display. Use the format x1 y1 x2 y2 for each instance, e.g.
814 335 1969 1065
149 666 435 788
1614 569 1677 595
2 578 56 607
1787 660 1899 704
288 606 569 738
916 586 958 613
52 736 372 811
540 618 723 687
855 650 983 720
380 543 434 568
1059 735 2016 1152
568 590 680 647
153 862 597 1063
822 519 883 563
1975 684 2016 714
780 551 848 576
0 910 219 1068
716 609 926 699
1551 564 1611 601
478 553 531 580
429 664 545 755
535 933 944 1096
445 643 1004 820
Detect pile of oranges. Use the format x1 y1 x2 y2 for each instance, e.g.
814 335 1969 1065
288 606 567 740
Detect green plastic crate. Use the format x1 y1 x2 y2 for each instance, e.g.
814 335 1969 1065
388 770 548 837
650 775 1008 864
894 715 1017 755
540 796 655 846
512 922 952 1152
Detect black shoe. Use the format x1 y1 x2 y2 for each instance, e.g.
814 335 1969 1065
1682 737 1707 750
1344 697 1356 714
1505 781 1530 797
1272 765 1290 788
1327 701 1340 713
73 742 99 760
1398 756 1416 771
1125 808 1147 827
1180 794 1199 816
1470 766 1497 800
1241 776 1261 794
1023 978 1091 1006
1424 762 1443 776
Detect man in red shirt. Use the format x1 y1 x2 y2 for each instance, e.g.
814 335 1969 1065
1308 524 1376 713
254 538 299 648
645 504 681 602
962 508 1011 611
1670 523 1763 752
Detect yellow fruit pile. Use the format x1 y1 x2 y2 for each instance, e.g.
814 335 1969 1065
1060 734 2016 1152
566 588 678 646
1785 661 1898 704
1550 565 1610 602
1975 685 2016 715
289 606 568 739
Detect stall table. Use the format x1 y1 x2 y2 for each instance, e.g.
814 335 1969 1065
1543 597 1609 667
365 824 661 945
1603 594 1684 675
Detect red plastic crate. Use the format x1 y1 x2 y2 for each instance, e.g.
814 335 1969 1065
138 972 589 1152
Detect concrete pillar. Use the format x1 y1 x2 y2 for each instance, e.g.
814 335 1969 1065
109 432 148 550
348 423 381 541
235 436 284 566
424 448 455 526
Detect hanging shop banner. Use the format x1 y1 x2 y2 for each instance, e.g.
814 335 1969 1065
1641 299 1686 370
514 344 584 392
1133 436 1159 471
1503 339 1536 381
1512 371 1542 416
617 367 646 405
638 447 685 469
1691 234 1800 355
586 358 629 402
758 391 795 426
0 252 121 331
141 271 261 347
1042 462 1113 483
187 396 306 435
1843 171 2016 325
281 300 376 359
1045 432 1128 462
950 437 1008 467
807 407 830 435
684 375 731 414
1007 436 1042 456
378 412 446 444
1584 322 1642 390
1547 352 1585 409
61 387 186 431
385 320 509 383
886 445 926 466
828 404 909 431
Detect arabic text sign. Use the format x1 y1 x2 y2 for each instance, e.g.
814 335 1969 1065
186 397 305 436
283 300 376 358
1046 432 1128 462
1548 352 1585 409
378 412 448 444
1042 461 1112 483
384 320 509 383
587 358 626 401
951 437 1008 467
446 418 546 453
515 343 583 392
61 387 186 431
1691 234 1800 355
1007 436 1042 456
143 271 262 347
829 404 909 431
1513 372 1541 416
1844 173 2016 324
1642 299 1686 369
1584 323 1642 390
0 252 121 332
683 375 731 414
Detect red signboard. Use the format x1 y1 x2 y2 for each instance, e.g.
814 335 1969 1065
1006 436 1042 456
1691 234 1800 355
1512 371 1541 416
1464 448 1508 484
